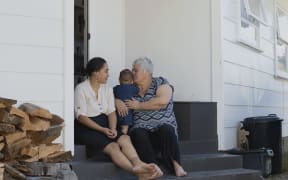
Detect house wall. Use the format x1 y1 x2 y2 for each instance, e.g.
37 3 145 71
222 0 288 149
125 0 214 102
0 0 74 152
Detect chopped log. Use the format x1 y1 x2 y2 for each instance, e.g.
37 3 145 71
21 156 38 163
0 109 8 123
50 114 64 126
29 116 50 131
41 151 72 163
10 107 50 131
0 153 4 160
11 164 32 175
0 143 4 151
0 109 8 122
0 103 5 109
4 164 25 179
20 146 38 158
9 107 28 120
0 109 21 126
39 144 62 159
0 167 3 180
28 124 63 145
0 136 4 142
5 131 26 146
18 103 52 119
8 115 22 126
0 97 17 107
0 123 15 134
6 138 31 158
9 107 30 131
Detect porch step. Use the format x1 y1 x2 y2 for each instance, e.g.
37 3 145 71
160 169 263 180
70 160 262 180
181 154 242 171
71 153 242 173
73 145 242 171
71 145 263 179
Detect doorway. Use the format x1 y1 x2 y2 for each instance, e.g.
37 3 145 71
74 0 88 87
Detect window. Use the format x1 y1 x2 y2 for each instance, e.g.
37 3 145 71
238 0 267 50
275 6 288 78
277 7 288 44
244 0 267 24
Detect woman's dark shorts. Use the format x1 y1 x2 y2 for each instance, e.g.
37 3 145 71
75 114 124 150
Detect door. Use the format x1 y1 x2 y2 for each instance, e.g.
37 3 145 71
88 0 125 86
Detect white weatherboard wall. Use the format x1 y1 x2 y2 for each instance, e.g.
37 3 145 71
0 0 74 152
125 0 223 148
125 0 213 101
222 0 288 149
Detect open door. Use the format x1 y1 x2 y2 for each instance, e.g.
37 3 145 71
87 0 125 86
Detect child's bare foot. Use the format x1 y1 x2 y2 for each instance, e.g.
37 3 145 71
175 166 187 177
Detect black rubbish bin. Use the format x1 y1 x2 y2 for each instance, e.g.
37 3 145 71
242 114 283 174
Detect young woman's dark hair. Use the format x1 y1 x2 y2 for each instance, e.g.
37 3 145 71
85 57 107 76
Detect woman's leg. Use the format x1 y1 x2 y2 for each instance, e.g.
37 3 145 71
103 142 134 172
129 128 157 163
117 134 163 178
156 124 187 177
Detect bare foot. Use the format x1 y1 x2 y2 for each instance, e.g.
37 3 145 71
133 163 163 180
175 166 187 177
132 163 154 174
149 164 163 179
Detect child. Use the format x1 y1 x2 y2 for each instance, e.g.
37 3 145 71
113 69 139 134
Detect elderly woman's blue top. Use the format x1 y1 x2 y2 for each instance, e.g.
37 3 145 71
130 77 178 135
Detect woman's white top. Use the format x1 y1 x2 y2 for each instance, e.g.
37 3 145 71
74 79 115 119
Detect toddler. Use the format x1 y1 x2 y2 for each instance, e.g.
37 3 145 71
113 69 139 134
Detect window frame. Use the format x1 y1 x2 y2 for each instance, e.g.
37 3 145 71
237 0 265 51
243 0 268 25
276 6 288 44
275 5 288 79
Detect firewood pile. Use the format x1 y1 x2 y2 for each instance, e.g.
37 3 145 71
0 97 73 179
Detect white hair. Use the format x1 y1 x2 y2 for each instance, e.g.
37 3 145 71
133 57 154 74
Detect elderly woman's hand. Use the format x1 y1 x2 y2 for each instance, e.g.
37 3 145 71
115 99 129 117
125 98 141 110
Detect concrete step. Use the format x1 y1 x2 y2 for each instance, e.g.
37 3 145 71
161 169 263 180
70 161 263 180
181 153 242 172
71 153 247 180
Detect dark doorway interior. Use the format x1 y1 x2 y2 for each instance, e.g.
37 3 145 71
74 0 86 87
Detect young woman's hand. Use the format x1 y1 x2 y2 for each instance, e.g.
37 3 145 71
108 129 117 139
102 128 115 138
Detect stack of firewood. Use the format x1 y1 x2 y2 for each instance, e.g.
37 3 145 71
0 97 72 179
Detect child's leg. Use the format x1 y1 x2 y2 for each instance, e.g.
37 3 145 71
121 125 129 134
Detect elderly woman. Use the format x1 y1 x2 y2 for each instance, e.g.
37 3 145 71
116 57 187 177
74 57 163 179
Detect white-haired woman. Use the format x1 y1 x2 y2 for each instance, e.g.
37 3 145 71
116 57 187 177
